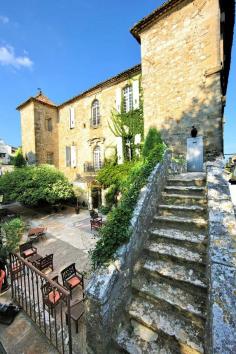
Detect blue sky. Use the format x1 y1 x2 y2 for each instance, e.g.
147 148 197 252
0 0 235 154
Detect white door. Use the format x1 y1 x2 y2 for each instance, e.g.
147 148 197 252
187 136 203 172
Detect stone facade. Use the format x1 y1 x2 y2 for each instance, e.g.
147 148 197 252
17 0 234 202
138 0 227 160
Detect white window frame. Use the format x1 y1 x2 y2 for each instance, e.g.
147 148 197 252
123 85 133 113
93 146 102 170
91 100 100 127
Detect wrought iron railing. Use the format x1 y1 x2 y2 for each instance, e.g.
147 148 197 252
84 162 103 172
9 253 73 354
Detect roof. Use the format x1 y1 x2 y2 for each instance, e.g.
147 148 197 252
16 91 57 110
131 0 184 42
59 64 141 108
17 64 141 111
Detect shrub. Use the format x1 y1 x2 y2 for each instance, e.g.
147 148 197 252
96 161 136 188
91 129 165 268
0 165 73 206
0 218 25 258
13 148 26 168
142 128 163 158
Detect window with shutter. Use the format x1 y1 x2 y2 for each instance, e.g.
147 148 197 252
69 107 75 129
71 145 76 168
116 87 121 113
132 80 140 109
66 146 71 167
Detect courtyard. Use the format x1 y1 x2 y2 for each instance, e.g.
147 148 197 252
0 203 101 354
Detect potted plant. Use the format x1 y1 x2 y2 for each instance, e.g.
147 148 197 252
73 186 83 214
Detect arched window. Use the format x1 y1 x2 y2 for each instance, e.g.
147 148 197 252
91 99 100 127
123 85 133 113
93 146 102 170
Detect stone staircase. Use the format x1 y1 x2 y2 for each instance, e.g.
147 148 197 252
115 173 208 354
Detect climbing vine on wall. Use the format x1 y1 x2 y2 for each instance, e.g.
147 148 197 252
108 79 144 161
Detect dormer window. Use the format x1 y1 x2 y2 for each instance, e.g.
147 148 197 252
91 99 100 127
123 85 133 113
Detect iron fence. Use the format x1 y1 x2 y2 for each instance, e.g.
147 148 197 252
9 253 73 354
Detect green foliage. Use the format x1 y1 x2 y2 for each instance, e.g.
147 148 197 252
91 129 165 268
13 148 26 168
0 218 25 258
105 185 119 209
99 205 111 215
0 165 73 206
96 161 136 188
108 84 144 162
142 128 163 159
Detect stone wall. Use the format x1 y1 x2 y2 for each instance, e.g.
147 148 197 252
85 150 171 353
58 72 141 182
20 102 36 162
34 102 59 167
206 158 236 353
140 0 224 160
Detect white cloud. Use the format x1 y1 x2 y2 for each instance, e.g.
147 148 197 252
0 16 9 24
0 45 33 69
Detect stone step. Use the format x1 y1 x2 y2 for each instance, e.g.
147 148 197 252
143 258 207 288
158 204 206 218
116 324 175 354
145 240 205 264
167 174 206 187
132 274 206 318
150 228 207 245
128 297 204 353
153 215 207 233
164 186 205 197
162 193 207 206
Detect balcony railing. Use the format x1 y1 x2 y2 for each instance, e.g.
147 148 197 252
9 253 74 354
84 162 103 173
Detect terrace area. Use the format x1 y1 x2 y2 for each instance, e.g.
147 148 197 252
0 203 101 354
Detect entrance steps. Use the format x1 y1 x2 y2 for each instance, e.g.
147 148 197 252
114 173 207 354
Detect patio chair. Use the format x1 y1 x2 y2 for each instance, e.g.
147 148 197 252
41 276 63 316
33 254 53 273
89 209 99 220
90 218 103 231
61 263 84 299
19 241 37 259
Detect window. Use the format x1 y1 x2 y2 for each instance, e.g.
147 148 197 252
123 85 133 113
66 146 71 167
93 146 102 170
47 118 53 132
69 107 75 129
91 100 100 127
46 152 54 165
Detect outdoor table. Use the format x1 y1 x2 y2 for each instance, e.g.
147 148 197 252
65 300 84 333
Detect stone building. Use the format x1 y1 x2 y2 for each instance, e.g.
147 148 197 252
17 0 234 206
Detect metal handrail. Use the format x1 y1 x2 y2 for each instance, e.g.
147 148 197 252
12 253 70 297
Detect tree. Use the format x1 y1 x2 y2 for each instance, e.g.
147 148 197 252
0 165 74 206
0 218 25 259
13 148 26 168
142 127 163 159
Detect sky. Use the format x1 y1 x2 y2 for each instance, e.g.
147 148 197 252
0 0 235 154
